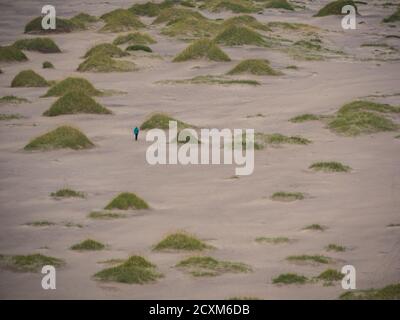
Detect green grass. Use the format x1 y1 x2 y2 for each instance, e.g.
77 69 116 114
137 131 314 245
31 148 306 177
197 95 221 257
162 75 260 86
309 161 351 172
383 7 400 23
317 269 344 282
100 9 145 32
0 113 23 121
0 253 64 272
153 232 210 251
289 114 320 123
215 25 268 47
42 61 54 69
94 255 163 284
161 16 220 39
314 0 358 17
267 21 319 31
24 16 78 34
271 192 304 202
303 224 327 231
69 13 98 29
0 95 29 104
265 133 311 145
227 59 282 75
325 244 346 252
13 38 61 53
141 113 193 130
24 126 94 151
70 239 105 251
11 70 48 87
113 32 156 45
129 1 170 17
51 188 85 198
25 221 55 227
44 77 102 97
84 43 128 58
43 91 111 116
223 15 270 31
255 237 290 244
263 0 294 11
173 38 230 62
176 256 251 277
272 273 308 284
105 192 149 210
340 283 400 300
126 45 152 53
78 53 136 72
201 0 259 13
88 211 127 220
0 45 28 62
287 254 332 264
153 7 206 24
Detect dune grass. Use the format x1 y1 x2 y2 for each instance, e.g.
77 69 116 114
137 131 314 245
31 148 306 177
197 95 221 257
11 70 49 87
105 192 149 210
78 53 136 72
113 32 156 45
69 13 98 29
287 254 332 264
153 232 210 251
271 192 304 202
326 244 346 252
227 59 282 75
13 38 61 53
340 283 400 300
42 61 54 68
201 0 259 13
24 16 79 34
273 273 308 284
25 221 55 227
303 224 327 231
255 237 290 244
314 0 358 17
289 113 320 123
0 45 28 62
88 211 127 220
383 7 400 23
0 253 64 272
223 15 270 31
141 113 193 130
51 188 85 198
43 91 111 116
24 126 94 151
309 161 351 172
263 0 294 11
0 114 23 121
94 255 163 284
71 239 105 251
0 95 29 104
215 25 268 47
161 16 220 39
265 133 311 145
387 223 400 227
129 1 170 17
153 7 206 24
161 75 260 86
173 38 230 62
176 256 251 277
84 43 128 58
126 45 152 52
100 9 145 32
44 77 102 97
317 269 344 282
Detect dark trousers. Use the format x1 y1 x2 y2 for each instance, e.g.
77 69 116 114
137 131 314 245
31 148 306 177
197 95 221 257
135 133 138 141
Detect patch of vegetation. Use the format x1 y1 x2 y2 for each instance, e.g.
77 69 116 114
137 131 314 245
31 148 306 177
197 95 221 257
11 70 49 87
287 254 332 264
0 95 29 104
271 192 304 202
42 61 54 68
286 65 298 70
126 45 152 52
69 13 98 29
88 211 126 220
387 223 400 227
94 255 163 284
0 113 23 121
340 283 400 300
309 161 351 172
272 273 308 284
161 16 220 39
201 0 259 13
383 6 400 23
0 253 64 272
289 113 320 123
267 21 319 31
44 77 102 97
141 113 193 130
84 43 128 58
24 125 94 151
161 75 260 86
105 192 149 210
100 9 145 32
113 32 156 45
25 221 55 227
70 239 105 251
265 133 311 145
173 38 230 62
223 15 270 31
129 1 169 17
64 222 84 228
78 53 136 72
317 269 344 282
13 38 61 53
303 224 327 231
215 25 268 47
24 16 82 34
255 237 290 244
51 188 85 198
176 256 251 277
263 0 294 11
43 91 111 116
314 0 358 17
153 7 206 24
153 232 210 251
325 244 346 252
227 59 281 75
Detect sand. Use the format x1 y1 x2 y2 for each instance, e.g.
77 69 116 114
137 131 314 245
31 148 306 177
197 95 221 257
0 0 399 299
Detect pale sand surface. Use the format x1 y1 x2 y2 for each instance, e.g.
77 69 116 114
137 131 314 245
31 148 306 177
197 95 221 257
0 0 399 299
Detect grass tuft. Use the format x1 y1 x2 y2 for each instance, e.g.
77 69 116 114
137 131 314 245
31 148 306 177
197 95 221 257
70 239 105 251
287 254 332 264
129 2 169 17
309 161 351 172
0 253 64 272
51 188 85 198
227 59 282 76
0 114 23 121
100 9 145 32
11 70 48 87
271 192 304 202
273 273 308 284
173 38 230 62
113 32 156 45
44 77 102 97
84 43 128 58
141 113 193 130
154 232 210 251
263 0 294 11
105 192 149 210
161 75 260 86
314 0 358 17
88 211 126 220
25 221 55 227
223 15 270 31
42 61 54 68
289 113 320 123
383 7 400 23
255 237 290 244
69 13 98 29
215 25 268 47
303 224 327 231
13 38 61 53
0 45 28 62
126 45 152 52
0 95 29 104
317 269 344 282
340 283 400 300
201 0 259 13
325 244 346 252
78 53 136 72
24 16 78 34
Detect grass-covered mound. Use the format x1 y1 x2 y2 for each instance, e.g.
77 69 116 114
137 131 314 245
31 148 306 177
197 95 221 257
69 13 98 29
289 113 320 123
94 255 163 284
44 77 102 97
273 273 308 284
153 7 206 24
263 0 294 11
126 45 152 52
271 192 304 202
0 45 28 62
303 224 327 231
140 113 193 130
317 269 344 283
200 0 259 13
249 133 311 149
0 95 29 104
43 91 111 116
161 75 260 86
340 283 400 300
326 244 346 252
100 9 145 32
383 7 400 23
24 16 78 34
227 59 282 75
42 61 54 68
129 1 170 17
176 256 251 277
309 161 350 172
222 15 270 31
13 37 61 53
105 192 149 210
113 32 156 45
0 253 64 272
287 254 332 264
83 43 128 59
25 220 55 227
51 188 85 198
71 239 105 251
0 113 23 121
173 38 230 62
11 70 49 87
24 126 94 151
78 53 136 72
161 16 220 39
328 100 400 135
153 232 210 251
314 0 357 17
88 211 126 220
215 25 268 47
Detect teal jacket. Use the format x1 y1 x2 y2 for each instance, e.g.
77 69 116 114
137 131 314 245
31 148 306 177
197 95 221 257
133 127 139 135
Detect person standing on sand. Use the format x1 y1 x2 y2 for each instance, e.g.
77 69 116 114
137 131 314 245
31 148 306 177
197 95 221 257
133 126 139 141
